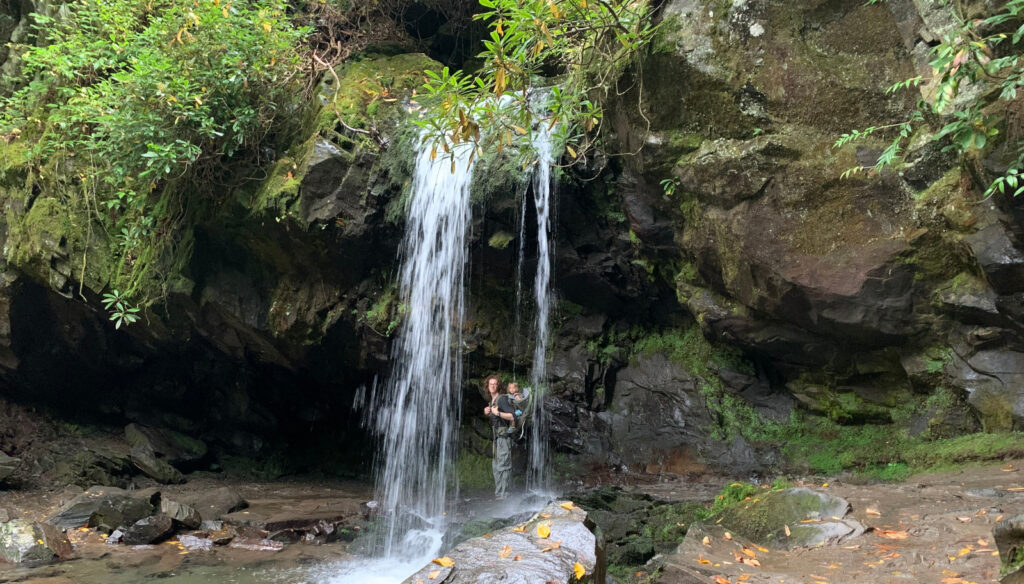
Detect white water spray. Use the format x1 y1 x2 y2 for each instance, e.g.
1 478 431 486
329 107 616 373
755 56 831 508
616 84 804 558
361 137 476 560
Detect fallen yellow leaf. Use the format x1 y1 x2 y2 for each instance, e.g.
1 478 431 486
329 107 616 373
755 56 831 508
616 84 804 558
574 562 585 580
866 507 881 517
702 535 711 546
560 502 575 510
513 555 522 561
956 516 972 523
713 576 731 584
428 571 440 580
724 532 732 541
756 546 769 553
876 530 909 540
784 524 791 537
698 554 712 565
541 541 562 553
432 557 455 567
958 547 971 556
741 547 756 558
537 523 551 539
512 524 526 532
499 545 512 558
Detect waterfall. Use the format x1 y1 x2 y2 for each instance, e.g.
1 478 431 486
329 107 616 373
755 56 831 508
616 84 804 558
365 137 476 558
526 123 556 492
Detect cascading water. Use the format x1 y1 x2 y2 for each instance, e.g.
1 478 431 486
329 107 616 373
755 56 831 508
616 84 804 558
526 123 556 493
360 136 476 561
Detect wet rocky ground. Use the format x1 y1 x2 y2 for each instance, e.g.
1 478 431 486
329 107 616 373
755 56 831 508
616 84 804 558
0 460 1022 583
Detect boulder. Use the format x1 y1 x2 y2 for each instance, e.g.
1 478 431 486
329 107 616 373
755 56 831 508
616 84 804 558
125 423 207 467
0 451 18 484
604 353 711 470
700 487 861 550
180 487 247 522
0 519 72 563
402 501 604 584
52 448 134 489
965 225 1024 295
129 445 185 484
44 486 156 531
121 514 174 545
994 514 1024 583
949 348 1024 431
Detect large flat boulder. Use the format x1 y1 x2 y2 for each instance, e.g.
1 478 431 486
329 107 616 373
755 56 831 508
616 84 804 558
402 501 604 584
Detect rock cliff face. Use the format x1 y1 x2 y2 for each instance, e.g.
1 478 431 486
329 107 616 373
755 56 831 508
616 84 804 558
1 0 1023 477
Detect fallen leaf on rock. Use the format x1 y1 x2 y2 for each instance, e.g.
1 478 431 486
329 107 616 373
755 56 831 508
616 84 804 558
997 515 1005 522
733 550 744 562
536 524 551 539
866 507 881 517
741 547 756 558
724 532 732 541
713 576 731 584
428 571 440 580
702 536 711 546
738 575 751 582
1006 487 1024 492
512 524 526 532
941 578 963 584
975 509 987 517
977 539 990 547
574 562 585 580
956 517 972 523
958 546 971 556
432 557 455 567
784 524 791 537
559 502 575 510
698 554 712 565
541 541 562 553
513 555 522 561
876 530 909 540
756 546 770 553
499 545 512 558
741 557 761 568
539 513 552 518
1002 464 1016 472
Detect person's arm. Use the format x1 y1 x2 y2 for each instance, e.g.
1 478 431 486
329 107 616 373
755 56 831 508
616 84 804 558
497 396 516 422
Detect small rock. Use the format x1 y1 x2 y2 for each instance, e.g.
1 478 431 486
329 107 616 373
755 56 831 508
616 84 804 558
228 537 284 552
178 534 214 551
122 514 174 545
107 529 123 545
130 446 185 485
160 498 201 529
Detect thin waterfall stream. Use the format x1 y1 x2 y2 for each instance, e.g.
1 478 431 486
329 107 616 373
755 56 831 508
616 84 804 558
526 123 556 493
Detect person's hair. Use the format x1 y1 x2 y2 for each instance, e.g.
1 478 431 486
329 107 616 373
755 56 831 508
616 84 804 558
484 375 502 392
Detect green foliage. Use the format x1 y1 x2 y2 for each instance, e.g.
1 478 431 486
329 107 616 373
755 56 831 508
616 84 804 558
837 0 1024 197
101 289 140 329
659 176 680 197
415 0 657 168
2 0 308 320
454 450 494 490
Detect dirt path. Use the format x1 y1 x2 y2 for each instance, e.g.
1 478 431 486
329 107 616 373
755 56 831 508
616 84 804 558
646 461 1024 584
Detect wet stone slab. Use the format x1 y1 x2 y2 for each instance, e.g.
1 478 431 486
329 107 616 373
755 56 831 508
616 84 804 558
403 501 603 584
